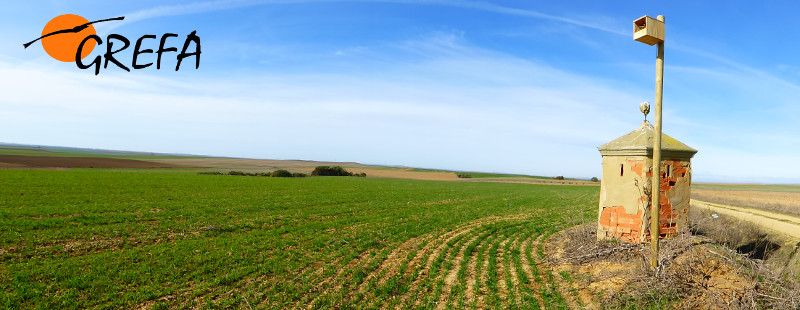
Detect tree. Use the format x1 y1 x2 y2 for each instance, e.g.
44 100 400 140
271 169 293 177
311 166 353 176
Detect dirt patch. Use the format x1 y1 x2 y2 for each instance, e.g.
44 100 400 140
544 223 800 309
0 155 189 169
348 168 458 181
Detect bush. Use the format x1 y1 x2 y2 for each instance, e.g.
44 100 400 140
311 166 354 177
457 173 472 178
590 177 599 182
553 176 565 180
198 171 223 175
271 169 293 178
225 170 309 178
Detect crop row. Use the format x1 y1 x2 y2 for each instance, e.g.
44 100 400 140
0 169 597 308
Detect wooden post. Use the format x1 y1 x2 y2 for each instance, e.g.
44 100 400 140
650 15 665 271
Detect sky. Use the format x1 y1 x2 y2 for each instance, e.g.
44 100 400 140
2 1 800 183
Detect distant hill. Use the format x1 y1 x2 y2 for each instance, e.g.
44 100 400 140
0 142 596 185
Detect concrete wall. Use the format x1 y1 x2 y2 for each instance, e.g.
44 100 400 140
598 156 691 243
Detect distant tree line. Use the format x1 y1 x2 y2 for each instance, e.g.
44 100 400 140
311 166 366 177
197 166 366 178
198 170 307 178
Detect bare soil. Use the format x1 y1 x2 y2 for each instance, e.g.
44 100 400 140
546 221 800 309
545 224 760 309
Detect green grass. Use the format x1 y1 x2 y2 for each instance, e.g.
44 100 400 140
0 146 202 159
0 169 598 309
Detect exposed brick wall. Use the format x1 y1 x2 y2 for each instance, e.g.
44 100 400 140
654 159 690 239
598 157 691 243
628 158 645 177
599 206 644 242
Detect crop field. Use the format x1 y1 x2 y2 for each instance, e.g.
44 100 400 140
0 146 198 159
693 184 800 193
693 183 800 216
0 169 598 309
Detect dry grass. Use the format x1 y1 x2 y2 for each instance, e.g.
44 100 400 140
693 189 800 216
547 210 800 309
461 177 599 186
691 208 800 309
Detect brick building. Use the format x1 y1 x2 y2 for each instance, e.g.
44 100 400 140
597 119 697 243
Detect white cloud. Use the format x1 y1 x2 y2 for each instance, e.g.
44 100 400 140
0 32 644 178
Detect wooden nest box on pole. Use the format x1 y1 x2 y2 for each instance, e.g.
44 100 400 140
633 16 665 46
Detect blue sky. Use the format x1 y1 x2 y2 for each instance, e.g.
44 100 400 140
2 1 800 183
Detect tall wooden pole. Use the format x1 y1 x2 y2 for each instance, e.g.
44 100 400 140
650 15 665 271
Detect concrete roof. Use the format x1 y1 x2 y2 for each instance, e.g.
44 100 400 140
598 120 697 158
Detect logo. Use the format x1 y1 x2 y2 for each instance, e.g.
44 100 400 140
24 14 201 75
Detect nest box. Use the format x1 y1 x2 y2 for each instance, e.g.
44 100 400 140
596 117 697 243
633 16 665 45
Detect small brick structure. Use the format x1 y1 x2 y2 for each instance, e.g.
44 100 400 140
597 120 697 243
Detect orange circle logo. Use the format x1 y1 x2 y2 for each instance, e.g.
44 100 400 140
41 14 96 62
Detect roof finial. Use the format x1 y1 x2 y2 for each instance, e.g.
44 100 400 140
640 101 650 121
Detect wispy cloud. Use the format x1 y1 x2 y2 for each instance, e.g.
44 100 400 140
434 0 627 36
0 31 642 178
96 0 628 36
96 0 261 34
11 1 800 183
670 43 800 93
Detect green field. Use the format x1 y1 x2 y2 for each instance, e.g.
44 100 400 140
0 169 598 309
0 146 200 159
